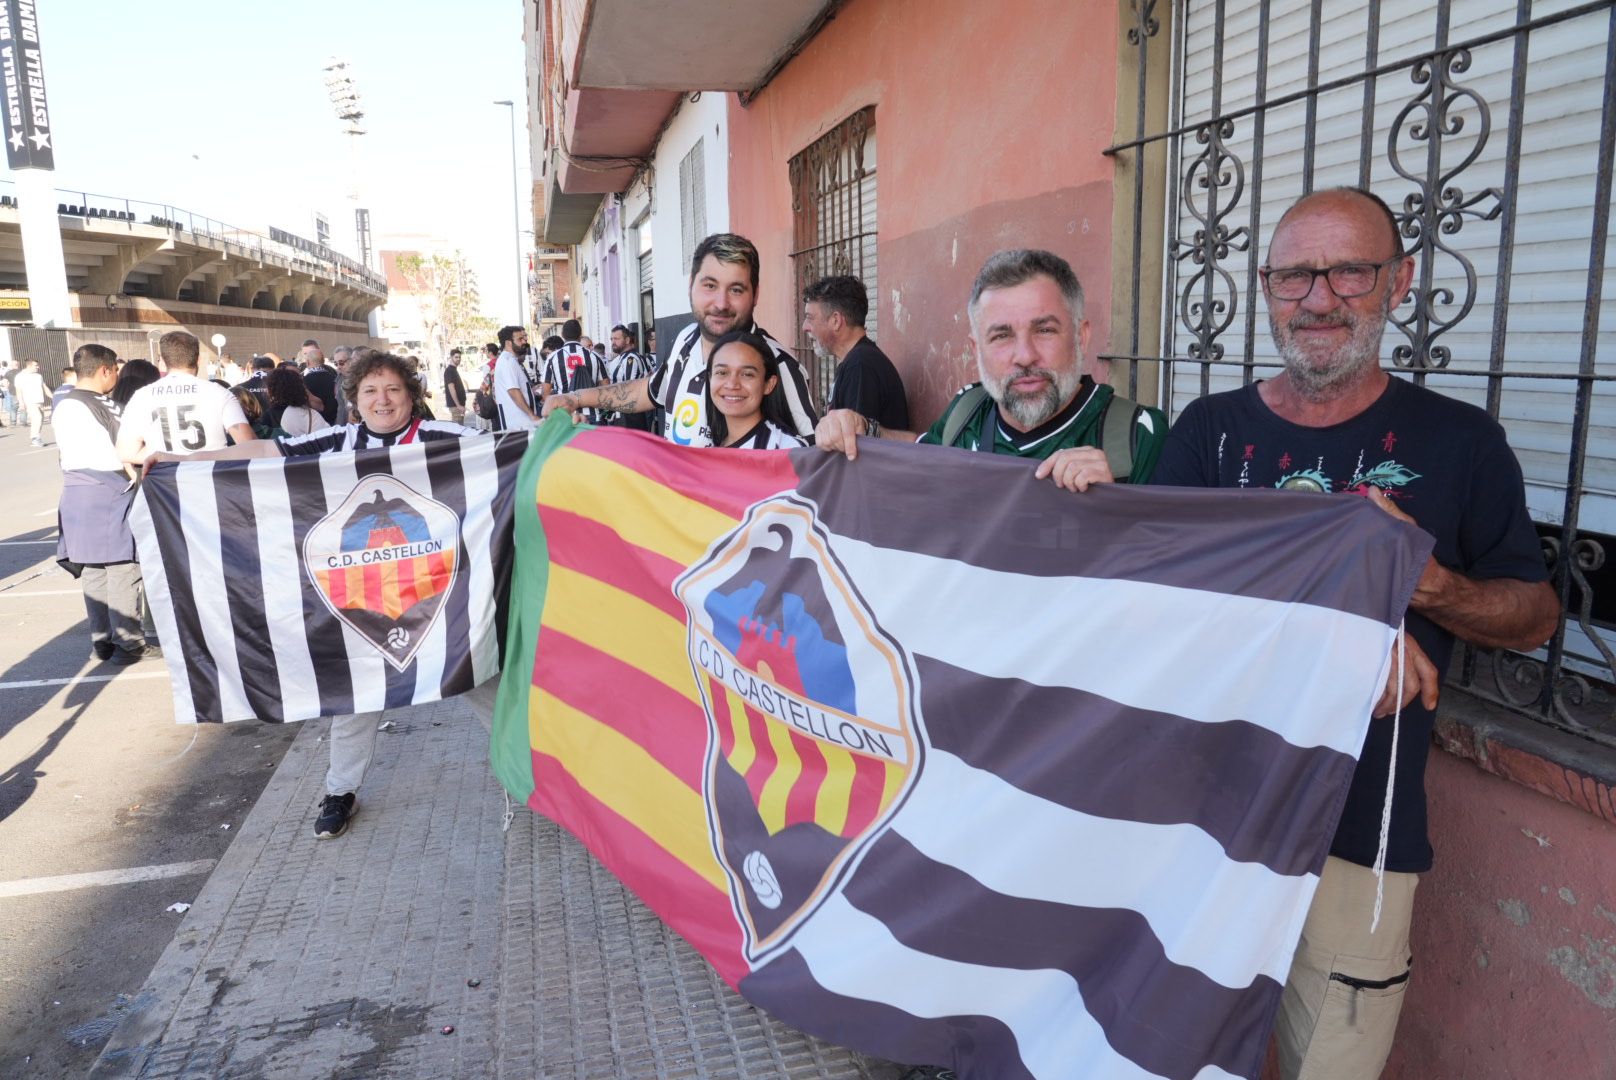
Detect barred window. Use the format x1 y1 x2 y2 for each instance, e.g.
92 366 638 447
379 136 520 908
679 138 707 276
1106 0 1616 746
789 106 877 402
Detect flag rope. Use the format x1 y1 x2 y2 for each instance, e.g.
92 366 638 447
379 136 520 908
1370 620 1405 932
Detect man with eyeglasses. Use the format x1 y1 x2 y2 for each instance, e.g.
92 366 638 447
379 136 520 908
1139 187 1559 1079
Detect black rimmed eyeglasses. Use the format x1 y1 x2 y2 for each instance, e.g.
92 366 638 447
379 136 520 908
1259 255 1406 301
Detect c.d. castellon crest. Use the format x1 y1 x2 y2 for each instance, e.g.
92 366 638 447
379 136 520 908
302 475 461 671
675 495 925 965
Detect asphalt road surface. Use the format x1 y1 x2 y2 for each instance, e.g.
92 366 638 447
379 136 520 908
0 407 299 1076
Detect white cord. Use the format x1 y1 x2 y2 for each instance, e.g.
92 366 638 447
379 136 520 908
502 789 515 833
1370 621 1405 933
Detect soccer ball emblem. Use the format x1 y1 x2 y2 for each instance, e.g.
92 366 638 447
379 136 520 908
743 850 782 909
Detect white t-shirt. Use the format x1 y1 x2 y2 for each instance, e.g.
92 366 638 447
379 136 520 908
13 368 44 406
493 351 535 431
53 395 125 471
120 372 249 455
278 404 331 437
647 322 818 447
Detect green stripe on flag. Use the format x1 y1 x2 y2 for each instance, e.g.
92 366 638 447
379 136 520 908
489 414 591 804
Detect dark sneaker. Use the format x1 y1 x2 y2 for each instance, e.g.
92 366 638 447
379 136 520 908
110 644 163 666
314 793 357 839
899 1070 957 1080
93 641 116 661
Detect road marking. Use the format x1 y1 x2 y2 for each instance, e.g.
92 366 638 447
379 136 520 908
0 540 57 545
0 859 216 899
0 670 169 690
0 589 79 597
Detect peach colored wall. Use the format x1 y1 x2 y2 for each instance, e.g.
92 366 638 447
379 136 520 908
1383 749 1616 1079
728 0 1122 427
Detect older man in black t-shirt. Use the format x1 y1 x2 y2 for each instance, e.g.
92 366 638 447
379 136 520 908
1149 188 1558 1080
802 274 909 433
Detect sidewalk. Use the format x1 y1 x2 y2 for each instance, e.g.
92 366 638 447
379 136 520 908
91 697 901 1079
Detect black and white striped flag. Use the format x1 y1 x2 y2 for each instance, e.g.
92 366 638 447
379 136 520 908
130 433 530 723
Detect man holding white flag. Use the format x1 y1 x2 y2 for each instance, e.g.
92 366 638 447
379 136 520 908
1146 187 1558 1080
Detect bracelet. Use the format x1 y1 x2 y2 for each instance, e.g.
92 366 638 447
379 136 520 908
863 416 881 439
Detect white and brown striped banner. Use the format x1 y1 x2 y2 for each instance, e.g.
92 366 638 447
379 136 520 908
491 426 1435 1080
130 433 530 723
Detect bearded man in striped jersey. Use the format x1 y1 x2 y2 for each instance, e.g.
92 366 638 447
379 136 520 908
542 233 819 446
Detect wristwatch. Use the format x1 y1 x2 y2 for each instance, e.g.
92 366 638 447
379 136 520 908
863 416 881 439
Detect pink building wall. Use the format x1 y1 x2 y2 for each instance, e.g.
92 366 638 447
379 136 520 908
728 2 1616 1072
727 0 1122 428
1383 746 1616 1078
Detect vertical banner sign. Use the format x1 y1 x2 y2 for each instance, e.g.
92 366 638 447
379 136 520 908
0 0 54 170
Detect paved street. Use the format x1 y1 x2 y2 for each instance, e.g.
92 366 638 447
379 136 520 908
0 415 301 1077
1 412 898 1078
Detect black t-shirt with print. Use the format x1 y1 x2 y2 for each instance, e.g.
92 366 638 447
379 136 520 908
1153 377 1548 873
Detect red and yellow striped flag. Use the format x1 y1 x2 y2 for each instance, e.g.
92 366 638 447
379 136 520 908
491 418 808 982
489 415 1431 1079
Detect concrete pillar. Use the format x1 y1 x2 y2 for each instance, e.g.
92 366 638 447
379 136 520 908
157 252 226 301
85 238 168 296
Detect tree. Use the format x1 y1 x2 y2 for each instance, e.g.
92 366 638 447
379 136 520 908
394 251 485 362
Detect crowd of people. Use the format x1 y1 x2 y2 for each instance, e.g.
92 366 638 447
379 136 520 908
29 184 1565 1080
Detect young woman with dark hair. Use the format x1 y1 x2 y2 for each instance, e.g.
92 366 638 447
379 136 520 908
703 330 807 449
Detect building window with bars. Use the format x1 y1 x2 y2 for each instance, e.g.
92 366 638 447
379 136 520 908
679 138 707 277
1105 0 1616 749
789 106 877 402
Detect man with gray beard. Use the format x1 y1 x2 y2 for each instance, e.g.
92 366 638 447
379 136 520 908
814 248 1166 489
1150 187 1558 1080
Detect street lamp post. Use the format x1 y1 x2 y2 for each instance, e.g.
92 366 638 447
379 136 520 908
493 100 523 326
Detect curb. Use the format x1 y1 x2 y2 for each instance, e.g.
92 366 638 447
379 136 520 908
88 720 324 1078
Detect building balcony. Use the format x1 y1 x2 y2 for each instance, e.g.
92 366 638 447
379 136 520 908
540 0 832 205
563 0 832 92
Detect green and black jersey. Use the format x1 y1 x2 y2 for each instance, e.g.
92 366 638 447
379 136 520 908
917 376 1168 483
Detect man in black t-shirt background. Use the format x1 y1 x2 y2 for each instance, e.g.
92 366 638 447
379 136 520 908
802 274 909 433
443 349 467 423
299 340 341 425
234 354 276 417
1147 187 1559 1080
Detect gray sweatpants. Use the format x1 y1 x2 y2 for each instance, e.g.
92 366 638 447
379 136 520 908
324 676 500 796
81 562 147 655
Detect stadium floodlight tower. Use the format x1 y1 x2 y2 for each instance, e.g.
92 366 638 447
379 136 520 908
322 57 373 269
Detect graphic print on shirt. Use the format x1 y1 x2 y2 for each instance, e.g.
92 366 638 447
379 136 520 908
1265 434 1423 498
667 366 710 446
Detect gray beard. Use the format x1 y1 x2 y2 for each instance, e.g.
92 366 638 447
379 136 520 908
980 360 1084 429
1270 296 1392 401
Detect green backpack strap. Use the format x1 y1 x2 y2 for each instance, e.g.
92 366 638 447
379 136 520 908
1099 394 1140 482
940 385 994 448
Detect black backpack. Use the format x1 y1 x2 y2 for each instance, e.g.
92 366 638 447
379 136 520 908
473 371 497 421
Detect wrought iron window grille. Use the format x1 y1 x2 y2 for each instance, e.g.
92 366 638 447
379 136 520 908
1105 0 1616 749
789 105 878 405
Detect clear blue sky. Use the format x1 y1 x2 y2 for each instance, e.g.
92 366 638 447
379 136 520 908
13 0 532 320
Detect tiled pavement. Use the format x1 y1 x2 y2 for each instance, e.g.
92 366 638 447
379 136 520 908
91 698 902 1079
